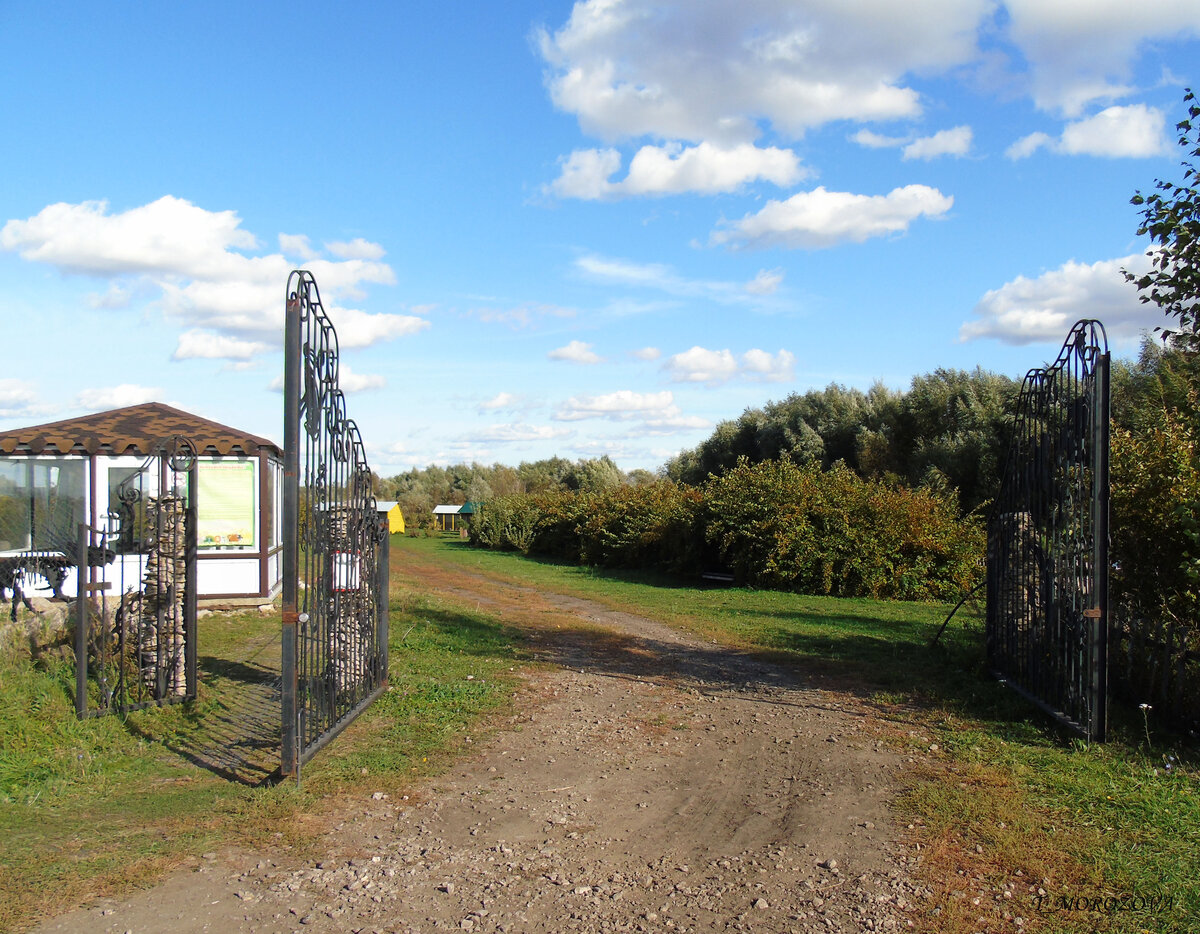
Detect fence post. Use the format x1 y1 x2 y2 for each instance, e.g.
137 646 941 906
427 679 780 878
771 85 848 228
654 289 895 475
75 522 89 719
185 458 199 698
1090 350 1110 741
377 525 390 683
281 284 302 779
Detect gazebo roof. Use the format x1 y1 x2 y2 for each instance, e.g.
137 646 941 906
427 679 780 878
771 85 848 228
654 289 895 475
0 402 282 458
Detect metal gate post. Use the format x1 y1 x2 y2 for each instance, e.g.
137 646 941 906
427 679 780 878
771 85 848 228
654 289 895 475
281 283 302 779
1090 351 1111 741
75 522 89 719
185 457 199 699
378 524 390 683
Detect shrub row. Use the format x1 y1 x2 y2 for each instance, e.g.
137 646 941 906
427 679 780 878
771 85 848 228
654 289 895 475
467 458 984 601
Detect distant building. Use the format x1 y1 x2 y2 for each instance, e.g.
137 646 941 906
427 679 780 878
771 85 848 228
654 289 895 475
432 502 477 531
376 500 405 534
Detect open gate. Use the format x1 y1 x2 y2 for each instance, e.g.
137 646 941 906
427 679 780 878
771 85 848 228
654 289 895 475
281 270 389 781
987 320 1110 741
74 437 198 717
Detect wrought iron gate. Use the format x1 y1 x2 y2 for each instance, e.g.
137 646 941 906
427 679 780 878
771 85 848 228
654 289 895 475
75 437 198 717
282 270 389 781
987 320 1110 741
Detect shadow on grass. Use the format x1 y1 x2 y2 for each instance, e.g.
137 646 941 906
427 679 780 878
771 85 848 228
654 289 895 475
126 640 284 787
396 604 527 661
435 539 723 591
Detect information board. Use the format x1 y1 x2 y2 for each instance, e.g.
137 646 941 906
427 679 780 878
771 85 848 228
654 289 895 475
197 460 256 547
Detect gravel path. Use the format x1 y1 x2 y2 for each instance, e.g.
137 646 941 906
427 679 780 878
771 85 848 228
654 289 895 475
33 563 931 934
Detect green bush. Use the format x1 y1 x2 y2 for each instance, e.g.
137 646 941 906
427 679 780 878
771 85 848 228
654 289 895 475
468 462 983 601
1111 410 1200 624
575 481 704 573
702 459 982 600
467 494 541 552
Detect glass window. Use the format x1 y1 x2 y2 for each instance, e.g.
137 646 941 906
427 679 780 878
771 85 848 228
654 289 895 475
264 459 275 549
106 463 158 554
0 457 86 554
0 460 32 552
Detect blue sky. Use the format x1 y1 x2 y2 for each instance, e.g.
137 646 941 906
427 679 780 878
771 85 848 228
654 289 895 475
2 1 1199 474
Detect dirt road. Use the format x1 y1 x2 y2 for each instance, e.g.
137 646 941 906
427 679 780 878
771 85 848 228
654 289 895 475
33 561 932 933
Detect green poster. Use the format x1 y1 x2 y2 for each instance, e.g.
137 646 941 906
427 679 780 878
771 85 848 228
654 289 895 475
197 460 256 547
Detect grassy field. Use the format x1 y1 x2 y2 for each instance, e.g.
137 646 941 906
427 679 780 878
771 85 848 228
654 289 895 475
400 535 1200 934
2 533 1196 933
0 553 528 934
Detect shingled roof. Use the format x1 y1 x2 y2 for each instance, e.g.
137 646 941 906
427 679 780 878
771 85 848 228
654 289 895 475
0 402 282 457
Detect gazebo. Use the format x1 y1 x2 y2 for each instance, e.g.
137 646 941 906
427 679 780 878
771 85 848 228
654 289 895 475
0 402 284 605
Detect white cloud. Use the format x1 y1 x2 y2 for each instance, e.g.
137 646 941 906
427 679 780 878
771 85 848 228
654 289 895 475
478 392 523 412
556 389 677 421
960 252 1156 344
0 378 45 419
0 196 257 277
576 254 675 288
1059 105 1170 157
851 129 909 149
664 346 795 386
335 364 386 394
711 184 953 249
745 268 784 295
741 348 796 382
549 142 805 199
1007 105 1170 159
575 253 782 306
329 306 430 348
548 340 603 364
76 384 163 411
538 0 987 143
902 125 972 160
663 347 738 385
536 0 1197 180
0 197 413 360
1005 131 1053 160
475 423 573 443
87 281 140 309
173 329 271 361
471 303 576 328
1004 0 1200 116
631 347 661 361
279 233 320 261
548 148 624 200
326 237 387 261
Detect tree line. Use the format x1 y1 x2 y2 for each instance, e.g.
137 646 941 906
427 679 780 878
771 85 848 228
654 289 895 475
373 455 657 530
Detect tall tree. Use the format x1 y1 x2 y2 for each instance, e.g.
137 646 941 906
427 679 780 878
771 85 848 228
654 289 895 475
1125 88 1200 349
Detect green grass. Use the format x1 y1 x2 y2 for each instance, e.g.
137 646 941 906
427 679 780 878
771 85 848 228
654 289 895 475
401 535 1200 934
0 576 527 934
4 535 1197 934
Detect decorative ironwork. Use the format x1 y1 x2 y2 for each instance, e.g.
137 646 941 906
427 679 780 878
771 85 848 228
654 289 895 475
282 270 389 781
987 320 1110 741
75 437 198 717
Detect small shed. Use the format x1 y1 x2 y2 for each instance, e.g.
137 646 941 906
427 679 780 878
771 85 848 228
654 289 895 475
0 402 283 605
377 500 405 534
432 504 461 531
432 502 477 532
